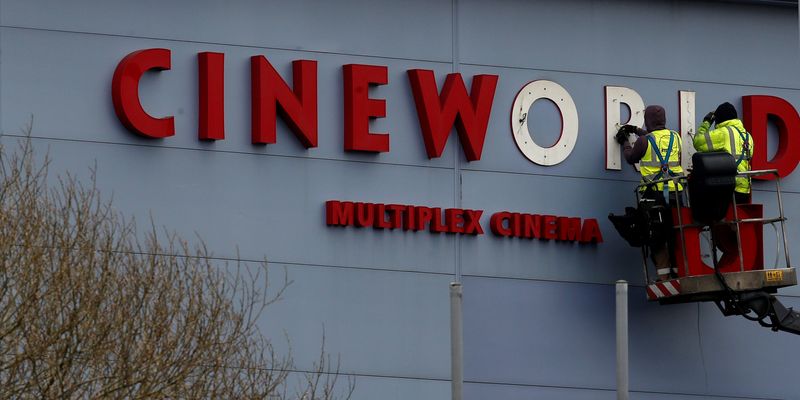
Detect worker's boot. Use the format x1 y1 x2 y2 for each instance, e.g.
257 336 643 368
656 269 672 282
654 247 673 282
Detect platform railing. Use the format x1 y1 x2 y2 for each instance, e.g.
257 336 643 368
634 169 789 283
735 170 791 271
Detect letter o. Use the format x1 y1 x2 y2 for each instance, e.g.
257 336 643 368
510 80 578 166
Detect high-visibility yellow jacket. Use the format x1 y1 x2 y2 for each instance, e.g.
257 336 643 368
693 119 753 194
640 129 683 192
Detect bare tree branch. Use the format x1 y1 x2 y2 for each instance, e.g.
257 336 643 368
0 132 354 399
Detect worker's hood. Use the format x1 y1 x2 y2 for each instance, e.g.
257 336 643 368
715 102 738 124
644 105 666 132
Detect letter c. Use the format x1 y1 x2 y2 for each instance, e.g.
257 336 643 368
112 48 174 138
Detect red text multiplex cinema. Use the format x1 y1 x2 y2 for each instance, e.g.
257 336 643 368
326 201 603 243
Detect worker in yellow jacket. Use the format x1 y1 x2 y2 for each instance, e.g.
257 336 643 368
693 102 754 204
616 105 683 281
693 102 754 268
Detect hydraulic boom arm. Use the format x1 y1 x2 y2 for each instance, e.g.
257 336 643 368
717 291 800 335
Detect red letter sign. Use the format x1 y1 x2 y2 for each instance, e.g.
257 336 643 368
407 70 498 161
743 95 800 180
111 48 174 138
344 64 390 152
199 52 225 140
251 57 318 147
326 200 354 226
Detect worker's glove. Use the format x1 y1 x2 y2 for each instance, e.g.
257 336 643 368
703 111 715 124
615 125 636 144
614 130 629 145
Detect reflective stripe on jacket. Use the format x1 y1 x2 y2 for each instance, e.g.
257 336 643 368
640 129 683 192
693 119 753 193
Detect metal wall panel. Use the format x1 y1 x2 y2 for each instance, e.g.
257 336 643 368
347 375 451 400
465 382 775 400
280 372 450 400
458 0 800 88
0 0 453 62
258 263 453 379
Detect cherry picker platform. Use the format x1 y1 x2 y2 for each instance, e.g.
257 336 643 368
610 152 800 335
648 268 796 304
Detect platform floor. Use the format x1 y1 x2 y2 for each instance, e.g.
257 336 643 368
646 268 797 304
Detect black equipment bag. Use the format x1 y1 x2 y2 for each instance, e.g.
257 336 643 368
609 207 646 247
609 194 671 248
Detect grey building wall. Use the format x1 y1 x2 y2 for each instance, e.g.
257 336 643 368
1 1 799 398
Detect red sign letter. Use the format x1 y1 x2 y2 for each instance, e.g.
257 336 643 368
542 215 558 240
490 212 512 236
558 217 582 242
463 210 484 235
344 64 390 152
251 57 318 147
407 70 498 161
199 52 225 140
111 48 174 138
326 201 354 226
580 219 603 243
743 95 800 180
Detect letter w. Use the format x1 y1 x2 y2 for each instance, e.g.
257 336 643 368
407 70 498 161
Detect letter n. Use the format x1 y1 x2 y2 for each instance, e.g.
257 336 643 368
251 57 318 147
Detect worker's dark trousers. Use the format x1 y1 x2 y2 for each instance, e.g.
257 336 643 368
641 189 683 278
712 191 752 268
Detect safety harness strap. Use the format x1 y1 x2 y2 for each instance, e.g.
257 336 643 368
726 126 752 166
639 160 680 167
645 132 678 199
704 127 715 151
